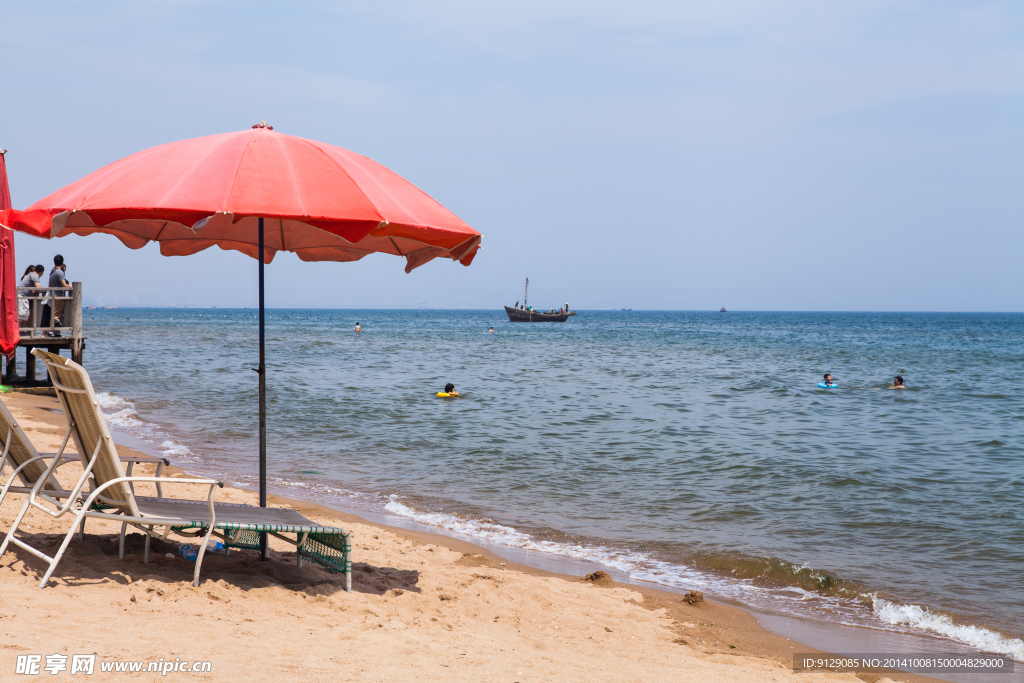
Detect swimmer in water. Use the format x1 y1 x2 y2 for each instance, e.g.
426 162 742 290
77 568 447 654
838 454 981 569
890 375 906 389
444 382 458 396
355 322 361 332
488 327 494 333
822 373 836 387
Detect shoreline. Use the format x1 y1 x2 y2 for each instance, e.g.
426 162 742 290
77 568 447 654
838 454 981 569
253 487 1011 683
0 390 1004 682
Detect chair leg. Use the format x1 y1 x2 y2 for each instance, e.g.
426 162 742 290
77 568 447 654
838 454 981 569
0 495 34 559
78 517 86 541
154 463 164 499
192 526 216 588
144 528 152 564
118 522 127 559
38 510 86 589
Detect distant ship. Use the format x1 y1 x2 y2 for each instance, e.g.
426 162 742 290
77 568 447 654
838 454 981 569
505 278 576 323
720 306 727 312
621 308 632 311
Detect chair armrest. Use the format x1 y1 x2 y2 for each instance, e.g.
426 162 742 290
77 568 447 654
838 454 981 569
119 454 171 466
82 476 224 520
45 452 169 466
97 476 224 489
39 453 79 460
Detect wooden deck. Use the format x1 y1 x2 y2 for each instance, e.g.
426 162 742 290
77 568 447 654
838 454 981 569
6 282 85 386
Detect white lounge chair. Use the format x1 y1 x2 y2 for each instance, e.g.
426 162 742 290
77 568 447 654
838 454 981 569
0 350 352 590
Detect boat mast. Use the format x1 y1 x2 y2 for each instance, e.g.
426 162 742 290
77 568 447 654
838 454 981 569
524 277 529 309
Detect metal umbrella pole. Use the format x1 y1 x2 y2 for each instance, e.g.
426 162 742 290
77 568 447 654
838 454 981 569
258 216 268 560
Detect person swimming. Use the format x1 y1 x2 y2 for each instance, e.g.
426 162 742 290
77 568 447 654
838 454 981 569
890 375 906 389
355 322 361 332
488 327 494 333
440 382 459 397
822 373 837 387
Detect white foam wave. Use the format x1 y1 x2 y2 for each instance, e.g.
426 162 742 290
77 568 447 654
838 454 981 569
383 495 714 588
94 392 196 464
159 440 193 458
266 476 379 504
872 597 1024 661
95 392 145 430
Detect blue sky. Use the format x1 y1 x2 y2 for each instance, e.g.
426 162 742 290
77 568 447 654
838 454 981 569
2 1 1021 310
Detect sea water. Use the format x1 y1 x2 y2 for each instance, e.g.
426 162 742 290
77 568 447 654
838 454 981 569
73 309 1023 657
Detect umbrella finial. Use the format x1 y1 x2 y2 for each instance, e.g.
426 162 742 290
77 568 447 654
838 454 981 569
252 121 274 131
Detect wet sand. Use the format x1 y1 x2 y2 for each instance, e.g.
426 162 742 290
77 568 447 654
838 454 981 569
0 391 943 682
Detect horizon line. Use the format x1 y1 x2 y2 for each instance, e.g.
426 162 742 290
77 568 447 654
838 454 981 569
82 306 1024 314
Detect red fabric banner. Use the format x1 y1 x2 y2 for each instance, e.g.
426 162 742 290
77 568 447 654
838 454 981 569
0 153 20 358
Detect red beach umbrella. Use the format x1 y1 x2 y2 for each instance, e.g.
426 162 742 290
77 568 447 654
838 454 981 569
0 123 481 271
0 124 482 555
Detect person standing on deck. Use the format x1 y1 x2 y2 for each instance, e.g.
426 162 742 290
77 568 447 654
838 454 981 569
18 265 42 328
8 265 44 381
44 255 70 337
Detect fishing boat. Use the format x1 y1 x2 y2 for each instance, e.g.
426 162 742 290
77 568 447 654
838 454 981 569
505 278 576 322
720 305 727 312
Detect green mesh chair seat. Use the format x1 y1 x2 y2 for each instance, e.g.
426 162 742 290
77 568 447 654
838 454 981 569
137 497 351 574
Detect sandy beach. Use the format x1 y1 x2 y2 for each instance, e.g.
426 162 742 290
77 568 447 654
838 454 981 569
0 390 928 682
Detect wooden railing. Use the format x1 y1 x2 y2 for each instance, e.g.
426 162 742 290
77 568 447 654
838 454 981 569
17 284 81 338
14 282 85 375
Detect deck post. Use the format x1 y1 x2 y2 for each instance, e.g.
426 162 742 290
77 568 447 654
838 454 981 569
30 295 40 338
70 282 83 365
24 346 35 382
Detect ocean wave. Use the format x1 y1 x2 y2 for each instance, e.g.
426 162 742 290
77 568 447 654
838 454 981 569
159 440 193 459
385 496 699 577
872 596 1024 661
382 495 800 597
384 494 1023 660
95 392 145 430
266 476 379 504
94 392 197 464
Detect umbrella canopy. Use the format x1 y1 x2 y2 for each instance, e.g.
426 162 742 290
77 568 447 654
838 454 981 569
0 124 481 272
0 125 482 559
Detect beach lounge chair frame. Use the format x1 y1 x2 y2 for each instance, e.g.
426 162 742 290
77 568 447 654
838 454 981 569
1 349 352 591
0 397 169 523
0 399 77 507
